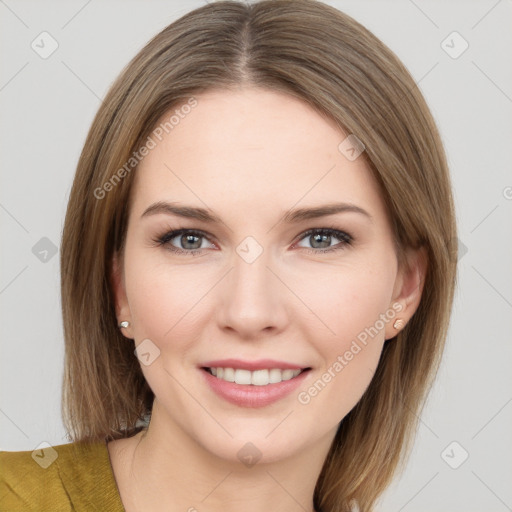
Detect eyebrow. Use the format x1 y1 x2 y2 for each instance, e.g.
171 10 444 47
282 203 372 223
140 201 372 223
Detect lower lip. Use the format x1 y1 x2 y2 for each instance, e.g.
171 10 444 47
200 368 309 408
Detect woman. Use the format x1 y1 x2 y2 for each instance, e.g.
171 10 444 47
0 1 457 511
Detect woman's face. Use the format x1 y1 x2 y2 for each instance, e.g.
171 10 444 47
113 88 415 464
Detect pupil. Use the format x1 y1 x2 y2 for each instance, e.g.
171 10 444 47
311 233 330 249
182 234 201 249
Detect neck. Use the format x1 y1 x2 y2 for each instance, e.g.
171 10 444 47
118 400 333 512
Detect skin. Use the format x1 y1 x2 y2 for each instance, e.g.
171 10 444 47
109 87 427 512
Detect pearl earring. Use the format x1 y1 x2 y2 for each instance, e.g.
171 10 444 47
393 319 405 330
118 321 130 329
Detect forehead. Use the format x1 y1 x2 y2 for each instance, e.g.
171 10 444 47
131 88 385 223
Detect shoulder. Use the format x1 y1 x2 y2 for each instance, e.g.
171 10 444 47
1 442 70 511
0 441 124 511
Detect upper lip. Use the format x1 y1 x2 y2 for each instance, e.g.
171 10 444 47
201 358 308 371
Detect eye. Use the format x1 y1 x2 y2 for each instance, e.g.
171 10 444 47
154 229 215 255
153 226 353 256
295 227 353 253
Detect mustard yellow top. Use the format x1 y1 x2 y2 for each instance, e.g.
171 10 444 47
0 441 125 511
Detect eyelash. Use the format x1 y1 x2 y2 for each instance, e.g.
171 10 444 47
152 226 353 256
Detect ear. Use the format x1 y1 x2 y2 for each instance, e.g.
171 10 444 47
111 251 134 339
385 245 428 340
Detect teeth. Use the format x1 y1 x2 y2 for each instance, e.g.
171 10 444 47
223 367 235 382
251 369 269 386
235 369 252 385
269 368 282 383
208 367 302 385
281 369 295 380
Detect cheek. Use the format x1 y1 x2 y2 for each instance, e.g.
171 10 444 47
300 262 395 345
125 261 215 399
295 263 395 418
125 254 212 350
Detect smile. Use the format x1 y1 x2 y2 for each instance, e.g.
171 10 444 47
200 359 311 408
204 367 304 386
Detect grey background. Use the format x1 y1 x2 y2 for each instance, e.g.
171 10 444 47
1 1 511 510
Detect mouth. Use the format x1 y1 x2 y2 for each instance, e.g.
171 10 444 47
199 358 312 407
201 366 311 386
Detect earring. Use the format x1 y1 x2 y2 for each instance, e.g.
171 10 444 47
393 319 405 330
118 321 130 329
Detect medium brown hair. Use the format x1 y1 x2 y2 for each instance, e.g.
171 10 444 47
60 1 457 510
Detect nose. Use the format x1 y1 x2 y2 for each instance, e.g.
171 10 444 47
216 248 289 340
